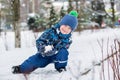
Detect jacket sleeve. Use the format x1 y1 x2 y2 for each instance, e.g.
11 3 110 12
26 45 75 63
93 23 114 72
36 29 51 51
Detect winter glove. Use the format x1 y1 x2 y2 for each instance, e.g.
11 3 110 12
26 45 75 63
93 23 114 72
56 67 66 73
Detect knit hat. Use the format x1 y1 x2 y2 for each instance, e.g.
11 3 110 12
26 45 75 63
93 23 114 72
59 10 78 31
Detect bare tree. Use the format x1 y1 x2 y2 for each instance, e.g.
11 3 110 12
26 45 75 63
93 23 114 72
110 0 115 22
97 39 120 80
67 0 73 13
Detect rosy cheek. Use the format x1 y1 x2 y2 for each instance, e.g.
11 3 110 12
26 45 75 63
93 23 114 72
68 29 71 33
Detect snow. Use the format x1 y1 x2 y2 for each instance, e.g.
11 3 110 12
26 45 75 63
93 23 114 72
44 45 53 53
0 28 120 80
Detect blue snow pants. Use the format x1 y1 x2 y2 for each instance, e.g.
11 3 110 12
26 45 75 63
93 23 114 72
20 48 69 73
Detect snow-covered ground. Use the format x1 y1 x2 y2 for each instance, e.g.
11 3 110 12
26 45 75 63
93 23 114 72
0 28 120 80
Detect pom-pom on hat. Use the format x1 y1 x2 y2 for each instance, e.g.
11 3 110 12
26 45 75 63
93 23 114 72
59 10 78 31
69 10 78 17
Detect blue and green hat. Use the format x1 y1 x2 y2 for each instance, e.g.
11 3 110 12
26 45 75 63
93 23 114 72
59 10 78 31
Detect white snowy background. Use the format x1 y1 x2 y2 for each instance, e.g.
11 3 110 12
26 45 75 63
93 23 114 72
0 28 120 80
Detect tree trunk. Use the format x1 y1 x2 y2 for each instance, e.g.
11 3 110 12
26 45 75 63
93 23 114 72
111 0 115 22
13 21 21 48
11 0 21 48
67 0 73 13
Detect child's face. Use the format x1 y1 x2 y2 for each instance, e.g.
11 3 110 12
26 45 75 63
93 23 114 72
60 25 72 34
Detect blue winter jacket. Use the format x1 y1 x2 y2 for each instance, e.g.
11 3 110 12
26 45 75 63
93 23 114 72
36 24 72 56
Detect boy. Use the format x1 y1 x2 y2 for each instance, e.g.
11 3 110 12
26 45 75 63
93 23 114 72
12 10 78 74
